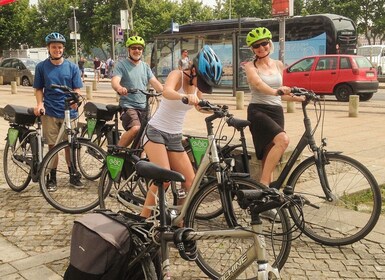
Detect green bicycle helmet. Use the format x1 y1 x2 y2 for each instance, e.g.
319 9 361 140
246 27 272 47
126 36 145 48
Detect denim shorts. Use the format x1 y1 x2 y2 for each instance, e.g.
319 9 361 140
142 125 184 152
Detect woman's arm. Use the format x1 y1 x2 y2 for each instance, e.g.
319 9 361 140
244 60 291 96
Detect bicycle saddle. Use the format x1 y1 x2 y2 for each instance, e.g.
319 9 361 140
135 160 185 183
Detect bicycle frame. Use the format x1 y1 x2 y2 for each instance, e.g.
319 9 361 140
271 94 335 201
127 178 285 280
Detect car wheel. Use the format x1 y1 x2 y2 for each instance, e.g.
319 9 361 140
21 77 31 86
334 84 352 102
359 93 374 101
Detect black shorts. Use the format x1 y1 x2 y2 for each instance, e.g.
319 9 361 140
247 104 285 160
120 108 147 131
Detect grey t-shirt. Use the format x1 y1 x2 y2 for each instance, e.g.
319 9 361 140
113 59 154 109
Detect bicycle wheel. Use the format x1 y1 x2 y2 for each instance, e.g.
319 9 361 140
126 234 158 280
288 153 381 246
98 165 149 213
80 122 109 150
184 177 292 279
77 138 106 180
3 135 32 191
39 139 106 213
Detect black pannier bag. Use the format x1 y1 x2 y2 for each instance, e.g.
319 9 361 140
64 211 135 280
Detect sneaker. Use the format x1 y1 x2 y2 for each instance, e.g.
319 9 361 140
46 176 57 192
69 175 84 189
260 209 281 223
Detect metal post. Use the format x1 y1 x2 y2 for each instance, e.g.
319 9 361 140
278 17 285 64
112 25 116 61
70 6 79 65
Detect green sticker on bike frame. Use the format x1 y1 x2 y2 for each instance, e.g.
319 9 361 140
189 137 209 166
87 118 97 138
7 128 19 146
106 155 125 181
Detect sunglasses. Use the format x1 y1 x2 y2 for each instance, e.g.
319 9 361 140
130 46 144 51
252 41 269 49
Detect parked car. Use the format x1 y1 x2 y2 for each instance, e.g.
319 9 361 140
83 67 95 79
0 57 41 86
283 55 379 101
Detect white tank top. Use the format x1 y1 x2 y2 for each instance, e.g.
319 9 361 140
148 72 195 134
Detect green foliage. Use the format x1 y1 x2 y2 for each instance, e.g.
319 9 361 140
0 0 384 58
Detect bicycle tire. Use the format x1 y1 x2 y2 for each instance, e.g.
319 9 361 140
80 123 109 149
288 153 381 246
98 165 149 213
3 136 32 192
184 177 292 279
125 234 158 280
77 135 107 180
39 139 106 213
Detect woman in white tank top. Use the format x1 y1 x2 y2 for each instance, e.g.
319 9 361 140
140 45 223 218
244 27 304 188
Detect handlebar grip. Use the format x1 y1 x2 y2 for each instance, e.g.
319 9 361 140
51 84 71 91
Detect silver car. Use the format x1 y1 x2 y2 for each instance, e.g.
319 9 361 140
0 58 41 86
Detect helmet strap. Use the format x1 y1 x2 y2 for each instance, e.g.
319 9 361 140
48 52 63 61
256 52 270 59
183 68 196 86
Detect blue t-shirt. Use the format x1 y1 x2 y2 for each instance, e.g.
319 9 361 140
112 59 154 109
33 59 83 119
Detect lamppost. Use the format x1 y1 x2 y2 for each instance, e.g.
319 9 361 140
69 5 79 64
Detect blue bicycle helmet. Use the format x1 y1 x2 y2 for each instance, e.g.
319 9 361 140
45 32 66 45
193 45 223 94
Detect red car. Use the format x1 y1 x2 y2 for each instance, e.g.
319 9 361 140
283 55 379 101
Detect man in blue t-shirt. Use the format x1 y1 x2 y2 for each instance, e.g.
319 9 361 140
33 32 83 191
111 35 163 147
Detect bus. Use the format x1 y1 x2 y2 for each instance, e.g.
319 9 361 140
357 45 385 75
148 14 357 90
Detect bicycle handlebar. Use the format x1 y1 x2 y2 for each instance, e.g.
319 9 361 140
51 84 82 106
126 88 162 97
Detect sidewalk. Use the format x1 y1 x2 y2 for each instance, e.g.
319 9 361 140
0 83 384 279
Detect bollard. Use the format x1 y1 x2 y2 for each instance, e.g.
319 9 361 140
11 81 17 94
236 91 244 110
348 95 359 117
92 80 97 91
287 101 296 113
16 77 20 86
0 76 3 85
86 85 92 100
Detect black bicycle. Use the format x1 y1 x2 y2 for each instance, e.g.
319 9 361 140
81 88 161 150
273 87 381 246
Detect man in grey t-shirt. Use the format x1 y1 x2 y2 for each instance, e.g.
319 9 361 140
111 35 163 147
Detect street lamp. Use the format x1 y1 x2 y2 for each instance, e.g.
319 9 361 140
69 5 79 65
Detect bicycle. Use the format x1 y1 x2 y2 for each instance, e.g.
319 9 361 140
98 101 294 278
2 91 98 192
269 87 381 246
81 88 161 150
36 84 107 214
98 159 306 279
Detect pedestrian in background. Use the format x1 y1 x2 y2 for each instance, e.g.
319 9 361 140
93 56 101 82
178 49 190 70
